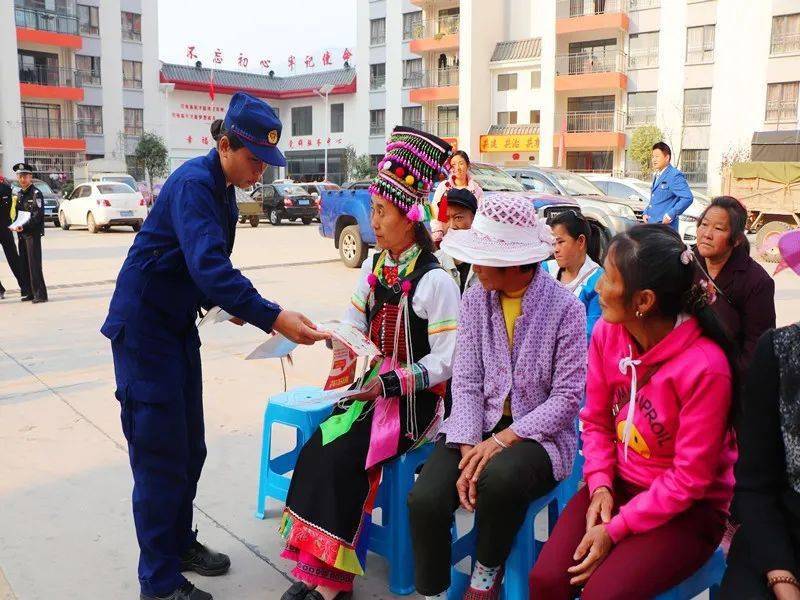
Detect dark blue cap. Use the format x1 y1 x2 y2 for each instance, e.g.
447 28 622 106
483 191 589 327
224 92 286 167
445 187 478 214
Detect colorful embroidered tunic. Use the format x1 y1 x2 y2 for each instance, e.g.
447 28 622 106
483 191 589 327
279 245 460 590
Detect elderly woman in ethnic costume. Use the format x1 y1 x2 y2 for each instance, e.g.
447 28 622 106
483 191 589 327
408 194 587 600
279 127 461 600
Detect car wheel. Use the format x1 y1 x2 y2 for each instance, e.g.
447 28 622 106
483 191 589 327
756 220 794 263
302 218 313 225
59 211 70 231
132 221 142 232
269 209 282 226
339 225 367 268
87 212 99 234
249 215 260 227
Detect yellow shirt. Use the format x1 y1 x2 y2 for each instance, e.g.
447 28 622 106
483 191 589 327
500 286 528 416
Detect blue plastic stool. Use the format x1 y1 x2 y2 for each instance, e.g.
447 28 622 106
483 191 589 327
655 547 726 600
368 443 435 595
254 386 333 518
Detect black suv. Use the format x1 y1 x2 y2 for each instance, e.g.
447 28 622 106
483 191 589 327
252 182 319 226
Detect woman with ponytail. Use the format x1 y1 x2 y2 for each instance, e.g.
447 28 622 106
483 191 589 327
529 224 737 599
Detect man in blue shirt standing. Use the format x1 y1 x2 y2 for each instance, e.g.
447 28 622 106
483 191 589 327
102 93 328 600
643 141 694 231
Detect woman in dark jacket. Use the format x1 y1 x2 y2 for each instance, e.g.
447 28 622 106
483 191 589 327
693 196 775 373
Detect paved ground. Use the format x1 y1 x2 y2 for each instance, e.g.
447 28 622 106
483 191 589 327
1 223 798 600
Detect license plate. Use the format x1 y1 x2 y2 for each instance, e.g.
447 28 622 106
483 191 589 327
120 210 133 217
298 199 309 206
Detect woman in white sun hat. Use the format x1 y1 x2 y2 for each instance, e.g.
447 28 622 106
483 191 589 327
408 193 587 600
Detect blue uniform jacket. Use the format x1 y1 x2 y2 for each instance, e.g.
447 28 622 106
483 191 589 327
543 260 602 342
643 163 694 230
101 149 281 353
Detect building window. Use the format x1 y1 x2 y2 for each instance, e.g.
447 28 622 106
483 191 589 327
765 82 799 123
370 109 385 136
122 60 142 89
77 4 99 35
370 18 386 45
403 58 422 87
497 73 518 91
403 10 422 40
437 7 459 35
77 104 102 135
627 91 657 126
121 11 142 42
437 105 458 137
681 149 708 184
771 14 800 55
369 63 385 91
683 88 712 125
330 103 344 134
530 70 541 89
686 25 715 64
76 54 101 85
291 106 312 136
497 111 518 126
629 31 659 68
22 102 62 138
402 106 422 127
530 110 541 126
124 108 143 136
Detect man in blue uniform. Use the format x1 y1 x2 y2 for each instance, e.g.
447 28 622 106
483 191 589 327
102 93 328 600
643 141 694 231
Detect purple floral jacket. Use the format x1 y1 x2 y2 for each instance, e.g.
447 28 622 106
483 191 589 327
439 268 587 480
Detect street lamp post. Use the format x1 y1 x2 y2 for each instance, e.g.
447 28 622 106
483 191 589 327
315 83 335 181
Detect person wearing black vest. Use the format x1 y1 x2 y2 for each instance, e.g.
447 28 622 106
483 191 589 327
0 175 28 300
11 163 47 303
278 127 460 600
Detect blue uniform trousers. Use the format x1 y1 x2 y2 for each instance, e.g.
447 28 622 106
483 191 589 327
111 335 206 597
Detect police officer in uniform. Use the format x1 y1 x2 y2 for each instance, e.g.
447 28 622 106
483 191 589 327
0 175 29 300
102 93 329 600
11 163 47 303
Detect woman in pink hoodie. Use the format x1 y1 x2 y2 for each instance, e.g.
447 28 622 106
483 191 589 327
529 224 738 599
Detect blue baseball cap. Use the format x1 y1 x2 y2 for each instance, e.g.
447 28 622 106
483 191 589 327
224 92 286 167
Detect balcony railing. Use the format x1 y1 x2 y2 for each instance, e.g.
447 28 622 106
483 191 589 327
771 32 800 56
628 0 659 9
14 6 78 35
77 121 103 136
370 123 385 136
122 26 141 42
19 65 89 88
765 100 799 124
22 117 82 139
683 170 708 185
684 104 711 125
557 0 628 19
408 15 460 40
369 75 385 91
408 119 459 138
563 110 624 132
555 50 627 75
626 106 656 127
628 46 659 69
406 67 459 88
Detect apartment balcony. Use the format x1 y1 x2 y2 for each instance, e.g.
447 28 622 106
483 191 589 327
770 33 800 56
22 118 86 152
556 0 630 35
408 68 459 103
684 104 711 126
764 100 799 129
555 50 627 92
19 66 85 101
409 16 459 54
556 110 626 149
407 119 459 142
15 6 81 48
626 106 656 128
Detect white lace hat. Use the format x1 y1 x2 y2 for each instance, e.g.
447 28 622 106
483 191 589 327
440 192 555 267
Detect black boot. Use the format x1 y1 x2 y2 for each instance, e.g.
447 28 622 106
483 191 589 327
180 539 231 576
140 582 212 600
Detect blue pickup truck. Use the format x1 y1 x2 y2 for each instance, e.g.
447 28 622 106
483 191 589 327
320 162 581 267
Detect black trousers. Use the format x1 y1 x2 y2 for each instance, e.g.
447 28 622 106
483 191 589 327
719 532 774 600
0 228 26 295
18 234 46 300
408 433 556 596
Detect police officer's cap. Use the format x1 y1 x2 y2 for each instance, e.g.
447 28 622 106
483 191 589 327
12 162 33 175
224 92 286 167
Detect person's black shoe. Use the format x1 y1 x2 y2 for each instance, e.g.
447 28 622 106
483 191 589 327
140 582 213 600
281 581 310 600
180 539 230 576
20 295 32 302
32 298 47 304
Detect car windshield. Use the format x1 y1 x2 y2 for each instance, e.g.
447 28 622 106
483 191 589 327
98 184 136 194
553 172 604 196
626 181 651 198
469 164 525 192
275 184 307 196
103 176 136 190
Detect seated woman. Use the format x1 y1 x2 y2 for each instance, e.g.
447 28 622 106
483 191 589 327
544 210 603 341
408 194 587 600
693 195 775 372
278 127 461 600
529 224 738 599
720 230 800 600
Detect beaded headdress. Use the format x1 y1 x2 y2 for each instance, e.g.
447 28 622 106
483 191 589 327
369 126 453 222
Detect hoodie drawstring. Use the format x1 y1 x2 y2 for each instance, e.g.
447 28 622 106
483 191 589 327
618 344 642 462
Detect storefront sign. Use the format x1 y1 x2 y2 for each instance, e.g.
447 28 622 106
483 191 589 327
480 134 540 153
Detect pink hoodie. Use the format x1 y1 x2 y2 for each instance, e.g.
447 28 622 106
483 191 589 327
581 317 737 543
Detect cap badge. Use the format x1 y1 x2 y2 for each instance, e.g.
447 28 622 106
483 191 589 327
267 130 279 145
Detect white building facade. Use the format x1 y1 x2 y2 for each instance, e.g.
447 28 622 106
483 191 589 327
0 0 162 186
358 0 800 194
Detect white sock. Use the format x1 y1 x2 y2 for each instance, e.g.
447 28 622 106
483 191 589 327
470 561 501 591
425 593 447 600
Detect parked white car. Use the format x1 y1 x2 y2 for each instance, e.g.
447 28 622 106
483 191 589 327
586 175 710 244
59 182 147 233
